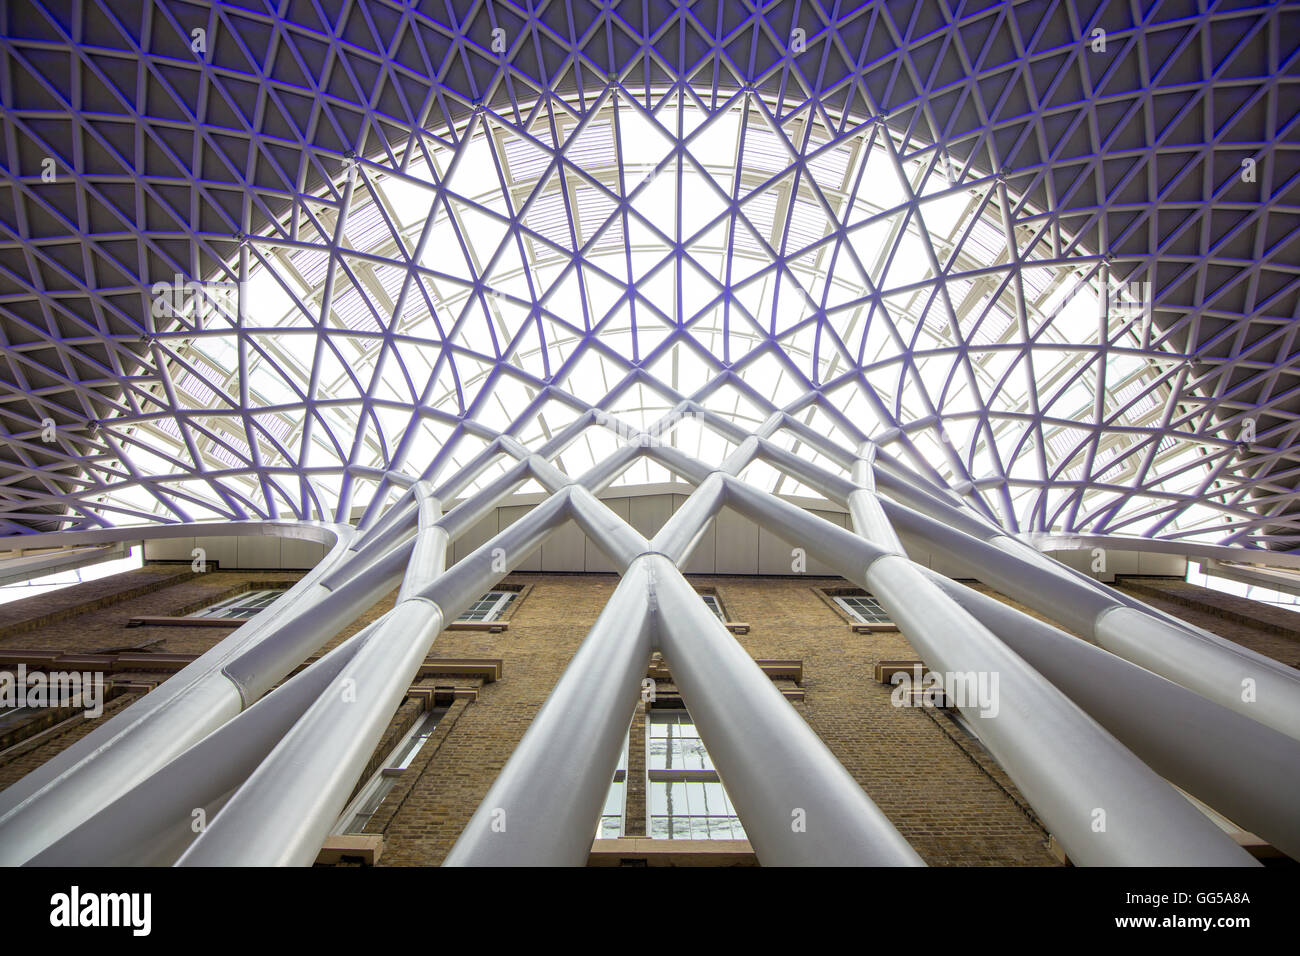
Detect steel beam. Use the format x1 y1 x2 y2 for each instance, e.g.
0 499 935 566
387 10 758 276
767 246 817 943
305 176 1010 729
883 497 1300 740
924 571 1300 859
444 559 655 866
176 489 575 865
650 556 924 866
28 620 384 866
723 476 1258 865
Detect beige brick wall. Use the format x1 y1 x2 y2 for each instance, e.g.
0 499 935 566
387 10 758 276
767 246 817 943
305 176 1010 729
3 562 1291 867
372 573 1059 866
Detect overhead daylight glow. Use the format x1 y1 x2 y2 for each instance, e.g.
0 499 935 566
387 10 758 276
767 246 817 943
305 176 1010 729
81 92 1228 544
0 1 1296 551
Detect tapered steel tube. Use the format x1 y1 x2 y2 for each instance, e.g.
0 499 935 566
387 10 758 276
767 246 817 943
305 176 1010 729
431 436 511 501
29 620 383 866
924 572 1300 859
990 530 1300 663
883 498 1300 740
866 451 1300 739
177 600 445 866
578 442 647 492
11 414 1296 873
0 521 357 865
219 533 414 699
724 477 1257 865
353 480 419 536
397 482 447 601
873 459 1000 540
445 560 655 865
650 556 923 865
321 501 416 588
652 472 726 564
568 486 649 571
753 438 858 503
438 458 534 540
850 451 905 553
0 676 242 866
863 556 1256 866
1095 606 1300 737
177 490 575 865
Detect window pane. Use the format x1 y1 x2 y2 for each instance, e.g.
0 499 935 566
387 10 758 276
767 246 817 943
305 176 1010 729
392 709 445 769
456 590 516 622
699 593 723 620
343 778 395 834
648 712 713 770
837 593 891 624
648 783 667 816
646 710 743 840
679 736 710 770
595 724 631 839
191 588 287 620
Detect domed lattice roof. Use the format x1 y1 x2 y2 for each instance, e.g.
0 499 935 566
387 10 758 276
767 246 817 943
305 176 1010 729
0 0 1297 549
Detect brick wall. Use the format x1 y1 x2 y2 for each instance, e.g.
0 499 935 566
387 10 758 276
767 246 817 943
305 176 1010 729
369 572 1060 866
3 562 1292 867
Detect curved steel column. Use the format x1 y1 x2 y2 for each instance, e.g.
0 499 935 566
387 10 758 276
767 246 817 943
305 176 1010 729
0 520 355 865
650 557 924 866
924 572 1300 859
177 489 575 865
882 497 1300 740
28 620 384 866
724 476 1257 866
445 560 655 866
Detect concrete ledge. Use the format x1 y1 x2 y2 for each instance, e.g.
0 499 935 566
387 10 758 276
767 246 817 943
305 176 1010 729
126 616 241 628
874 660 926 683
650 688 804 704
316 834 383 866
409 686 478 707
647 659 800 682
415 658 502 682
588 838 757 866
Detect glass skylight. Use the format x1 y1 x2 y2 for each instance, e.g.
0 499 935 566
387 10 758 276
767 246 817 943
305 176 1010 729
89 89 1226 543
0 547 143 607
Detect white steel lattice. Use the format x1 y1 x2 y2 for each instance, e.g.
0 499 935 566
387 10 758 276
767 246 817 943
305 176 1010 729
0 1 1298 548
1 402 1298 867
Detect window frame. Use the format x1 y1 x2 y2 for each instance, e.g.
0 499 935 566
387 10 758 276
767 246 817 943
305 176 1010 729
832 592 892 626
643 706 746 841
597 732 629 839
332 705 449 835
187 587 288 621
698 592 725 621
454 589 517 623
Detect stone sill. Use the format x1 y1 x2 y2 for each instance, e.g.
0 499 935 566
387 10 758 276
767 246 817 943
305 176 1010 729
588 838 757 866
316 835 383 866
444 621 507 633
